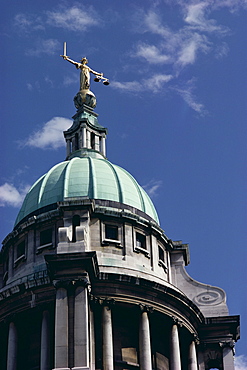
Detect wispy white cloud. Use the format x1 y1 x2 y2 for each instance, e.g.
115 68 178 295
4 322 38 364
14 13 44 32
143 179 163 198
112 73 173 94
46 6 100 31
235 355 247 370
25 38 60 57
172 79 206 115
0 183 30 208
63 74 78 87
24 117 72 150
135 43 171 64
184 2 229 33
14 5 101 35
176 33 210 68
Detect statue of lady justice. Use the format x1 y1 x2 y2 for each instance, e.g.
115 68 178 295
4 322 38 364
61 42 109 91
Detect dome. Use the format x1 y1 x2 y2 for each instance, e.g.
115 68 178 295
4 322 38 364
15 156 159 226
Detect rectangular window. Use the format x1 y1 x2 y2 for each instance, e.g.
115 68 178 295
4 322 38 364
105 225 118 241
158 245 167 272
102 223 122 247
136 232 146 249
15 240 26 266
158 246 165 261
40 228 53 246
17 240 25 259
134 231 150 257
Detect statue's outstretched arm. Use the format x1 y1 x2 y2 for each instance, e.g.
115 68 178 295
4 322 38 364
62 56 80 68
88 67 103 77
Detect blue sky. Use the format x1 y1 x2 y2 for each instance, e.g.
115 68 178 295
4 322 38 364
1 0 247 362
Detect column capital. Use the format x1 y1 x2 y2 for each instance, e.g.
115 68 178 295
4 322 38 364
139 303 153 313
193 333 200 345
172 316 183 327
53 277 90 290
219 340 235 349
90 295 115 309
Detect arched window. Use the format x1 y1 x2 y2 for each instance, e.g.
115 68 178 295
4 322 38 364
72 215 80 242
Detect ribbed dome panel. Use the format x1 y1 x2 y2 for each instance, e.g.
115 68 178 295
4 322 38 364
15 157 159 225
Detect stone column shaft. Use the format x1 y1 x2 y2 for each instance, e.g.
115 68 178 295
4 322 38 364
40 310 50 370
139 311 152 370
170 324 181 370
188 341 198 370
102 306 114 370
54 287 69 370
82 127 87 148
222 345 235 370
101 137 106 156
86 130 91 149
66 140 71 157
73 285 89 369
7 322 17 370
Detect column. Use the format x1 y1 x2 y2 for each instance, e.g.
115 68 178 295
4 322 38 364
86 131 91 149
139 310 152 370
170 324 181 370
82 127 87 148
188 341 198 370
7 321 17 370
40 310 50 370
54 286 69 370
101 137 106 156
222 343 235 370
73 285 89 370
66 140 71 157
102 305 114 370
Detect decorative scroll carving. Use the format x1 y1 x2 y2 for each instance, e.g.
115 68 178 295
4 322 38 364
193 290 224 306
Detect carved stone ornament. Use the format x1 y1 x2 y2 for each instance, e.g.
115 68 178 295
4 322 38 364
193 289 224 306
139 304 154 313
74 90 97 109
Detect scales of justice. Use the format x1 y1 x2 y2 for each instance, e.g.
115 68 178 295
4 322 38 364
61 42 109 109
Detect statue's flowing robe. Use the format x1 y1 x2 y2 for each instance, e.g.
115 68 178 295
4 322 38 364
79 65 90 90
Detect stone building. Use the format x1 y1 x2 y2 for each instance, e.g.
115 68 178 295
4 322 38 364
0 71 240 370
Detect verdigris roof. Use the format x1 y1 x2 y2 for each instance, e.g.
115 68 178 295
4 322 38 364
15 156 159 226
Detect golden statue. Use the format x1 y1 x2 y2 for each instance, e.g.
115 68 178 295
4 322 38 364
61 42 109 91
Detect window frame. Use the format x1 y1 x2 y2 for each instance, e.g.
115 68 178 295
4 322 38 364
158 245 168 272
37 227 53 253
133 230 150 258
101 222 122 247
14 239 26 266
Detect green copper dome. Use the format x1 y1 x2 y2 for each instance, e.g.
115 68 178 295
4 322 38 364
15 156 159 226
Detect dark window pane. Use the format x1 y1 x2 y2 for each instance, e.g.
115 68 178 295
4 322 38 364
40 228 52 246
158 246 164 261
105 225 118 240
136 232 146 249
17 241 25 258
